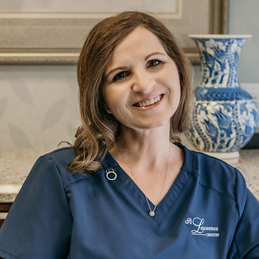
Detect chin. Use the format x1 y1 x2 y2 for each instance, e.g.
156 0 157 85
133 120 170 131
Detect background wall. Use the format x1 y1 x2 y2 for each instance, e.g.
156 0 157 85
229 0 259 83
1 0 259 151
0 66 79 151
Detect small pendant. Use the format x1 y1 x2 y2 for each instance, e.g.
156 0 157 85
149 211 155 217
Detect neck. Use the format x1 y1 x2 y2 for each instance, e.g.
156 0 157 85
110 123 172 170
109 123 184 206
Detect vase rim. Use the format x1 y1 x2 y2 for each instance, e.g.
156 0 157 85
188 34 252 39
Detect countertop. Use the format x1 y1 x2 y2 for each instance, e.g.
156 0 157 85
0 148 259 203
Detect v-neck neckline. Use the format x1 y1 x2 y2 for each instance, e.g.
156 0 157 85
102 143 194 224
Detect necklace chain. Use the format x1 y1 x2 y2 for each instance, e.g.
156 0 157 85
120 145 171 217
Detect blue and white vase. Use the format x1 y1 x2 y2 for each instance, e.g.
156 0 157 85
185 34 258 161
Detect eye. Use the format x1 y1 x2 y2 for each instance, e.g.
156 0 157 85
147 59 162 68
113 71 130 82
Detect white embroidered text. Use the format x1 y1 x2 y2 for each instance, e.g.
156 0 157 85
185 217 220 238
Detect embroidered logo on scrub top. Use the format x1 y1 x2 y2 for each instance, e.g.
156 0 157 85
185 217 220 237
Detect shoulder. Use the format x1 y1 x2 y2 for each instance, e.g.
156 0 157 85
32 147 99 189
191 149 239 181
182 145 247 204
41 146 76 168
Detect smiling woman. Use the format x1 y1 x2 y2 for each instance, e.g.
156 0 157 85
102 26 181 133
0 11 259 259
70 11 193 174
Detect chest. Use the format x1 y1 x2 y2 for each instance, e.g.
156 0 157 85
66 169 238 259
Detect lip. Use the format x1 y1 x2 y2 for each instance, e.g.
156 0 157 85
132 94 164 110
133 94 162 105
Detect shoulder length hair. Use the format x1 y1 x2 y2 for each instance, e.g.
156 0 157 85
67 11 193 173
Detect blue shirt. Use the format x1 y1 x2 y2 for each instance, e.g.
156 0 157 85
0 144 259 259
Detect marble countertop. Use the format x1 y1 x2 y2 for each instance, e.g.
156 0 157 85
0 148 259 203
0 148 52 203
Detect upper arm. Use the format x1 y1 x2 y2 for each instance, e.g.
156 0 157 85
0 156 72 259
228 169 259 258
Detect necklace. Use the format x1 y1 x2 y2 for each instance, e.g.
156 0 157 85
119 145 171 217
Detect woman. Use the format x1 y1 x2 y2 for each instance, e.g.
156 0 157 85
0 11 258 259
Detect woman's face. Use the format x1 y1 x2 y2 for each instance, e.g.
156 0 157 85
103 26 181 132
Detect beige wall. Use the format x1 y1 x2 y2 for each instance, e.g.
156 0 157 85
1 0 259 150
0 66 80 151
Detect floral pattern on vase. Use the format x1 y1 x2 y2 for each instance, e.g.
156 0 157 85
185 35 259 153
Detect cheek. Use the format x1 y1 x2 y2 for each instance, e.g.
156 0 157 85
161 75 181 95
103 88 125 111
170 74 181 97
103 88 114 107
104 84 129 101
161 64 181 87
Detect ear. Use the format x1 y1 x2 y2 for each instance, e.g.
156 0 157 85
104 103 112 114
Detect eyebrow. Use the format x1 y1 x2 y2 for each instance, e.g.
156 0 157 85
105 52 167 79
144 52 166 61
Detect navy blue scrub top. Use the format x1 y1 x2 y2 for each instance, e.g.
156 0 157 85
0 144 259 259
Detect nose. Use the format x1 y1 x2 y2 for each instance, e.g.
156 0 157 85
132 70 155 93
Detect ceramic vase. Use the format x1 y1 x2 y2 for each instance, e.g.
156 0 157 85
185 34 258 161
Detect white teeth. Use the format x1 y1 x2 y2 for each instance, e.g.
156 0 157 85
137 95 162 107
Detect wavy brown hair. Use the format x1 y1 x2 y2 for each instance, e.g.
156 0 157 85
66 11 193 174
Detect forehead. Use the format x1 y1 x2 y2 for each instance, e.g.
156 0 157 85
108 26 166 62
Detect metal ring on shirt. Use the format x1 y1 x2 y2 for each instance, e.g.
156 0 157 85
106 169 117 181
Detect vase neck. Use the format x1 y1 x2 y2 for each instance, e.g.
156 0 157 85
194 37 248 88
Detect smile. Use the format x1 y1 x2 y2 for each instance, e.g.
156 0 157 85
133 94 163 107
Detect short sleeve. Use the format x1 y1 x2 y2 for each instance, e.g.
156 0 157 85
228 169 259 258
0 155 72 259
